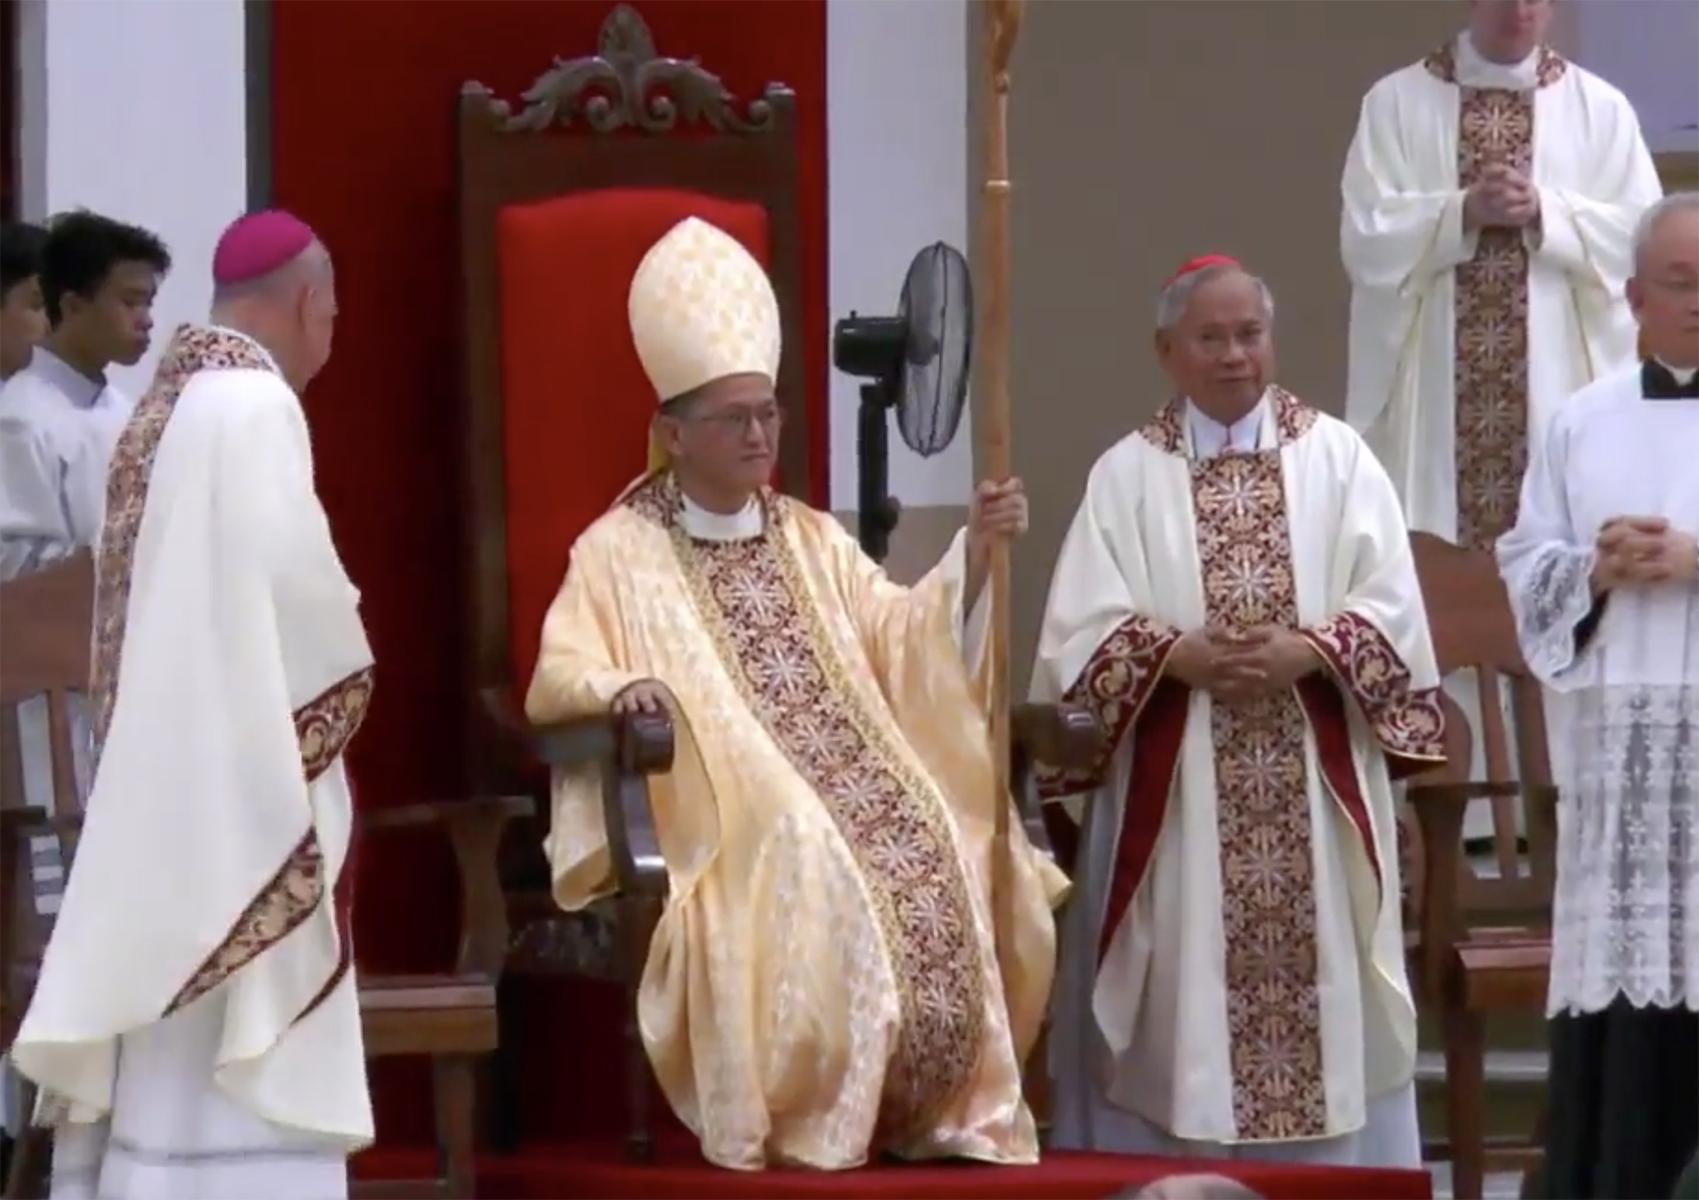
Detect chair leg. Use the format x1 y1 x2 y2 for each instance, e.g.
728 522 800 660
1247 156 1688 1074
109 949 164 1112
620 896 659 1165
431 1055 478 1200
1444 1005 1488 1200
1519 1099 1549 1200
3 1128 49 1200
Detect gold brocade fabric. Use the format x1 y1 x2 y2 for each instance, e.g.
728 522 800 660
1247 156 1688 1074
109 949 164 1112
528 474 1067 1171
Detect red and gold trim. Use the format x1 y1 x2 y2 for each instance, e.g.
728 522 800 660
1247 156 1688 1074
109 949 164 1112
625 472 986 1140
163 667 374 1017
90 324 373 1023
1422 41 1569 549
1034 616 1182 802
1301 611 1446 781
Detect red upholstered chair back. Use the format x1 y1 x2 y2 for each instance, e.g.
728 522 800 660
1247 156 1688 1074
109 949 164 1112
456 4 807 791
495 190 773 696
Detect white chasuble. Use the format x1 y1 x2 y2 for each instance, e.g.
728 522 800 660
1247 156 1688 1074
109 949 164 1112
1496 364 1699 1017
527 471 1066 1172
1342 36 1661 549
12 325 375 1198
1031 390 1445 1162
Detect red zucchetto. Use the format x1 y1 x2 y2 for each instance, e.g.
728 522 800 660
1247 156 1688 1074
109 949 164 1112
211 210 317 286
1163 254 1241 289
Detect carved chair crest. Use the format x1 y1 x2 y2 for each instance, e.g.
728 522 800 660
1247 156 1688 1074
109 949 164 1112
462 3 788 136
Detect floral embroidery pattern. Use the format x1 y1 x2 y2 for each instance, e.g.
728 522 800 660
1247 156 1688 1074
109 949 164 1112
1424 43 1569 549
1303 612 1446 770
625 475 985 1140
1034 616 1179 800
1143 388 1328 1141
90 325 372 1020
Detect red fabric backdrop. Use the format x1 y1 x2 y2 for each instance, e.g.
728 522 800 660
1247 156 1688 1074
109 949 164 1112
269 0 828 1145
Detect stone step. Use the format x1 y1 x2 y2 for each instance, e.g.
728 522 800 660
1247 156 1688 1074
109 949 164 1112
1427 1162 1526 1200
1415 1047 1548 1086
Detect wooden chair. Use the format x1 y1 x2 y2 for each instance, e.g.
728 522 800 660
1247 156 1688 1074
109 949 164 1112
1404 533 1559 1200
0 554 522 1200
455 2 1096 1162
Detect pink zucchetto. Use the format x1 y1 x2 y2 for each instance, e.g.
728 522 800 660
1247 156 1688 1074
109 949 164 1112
211 210 317 286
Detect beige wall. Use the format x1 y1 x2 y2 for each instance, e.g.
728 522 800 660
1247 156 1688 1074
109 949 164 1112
969 0 1534 691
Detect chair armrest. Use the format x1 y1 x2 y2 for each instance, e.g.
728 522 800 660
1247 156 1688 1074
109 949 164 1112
476 687 671 902
1011 702 1100 771
1406 778 1560 998
477 686 675 774
1007 702 1098 863
362 796 533 978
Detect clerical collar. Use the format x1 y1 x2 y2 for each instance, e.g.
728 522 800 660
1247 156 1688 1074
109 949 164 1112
679 491 763 541
22 346 108 410
1455 32 1541 89
205 324 284 379
1644 359 1699 398
1183 392 1270 460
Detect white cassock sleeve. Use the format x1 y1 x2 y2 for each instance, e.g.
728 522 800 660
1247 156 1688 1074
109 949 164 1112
1028 453 1181 812
1340 83 1481 294
1494 409 1601 688
1339 81 1482 437
1530 92 1662 294
1297 439 1447 777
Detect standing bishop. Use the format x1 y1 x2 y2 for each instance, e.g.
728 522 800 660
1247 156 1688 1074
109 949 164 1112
12 211 372 1199
1032 257 1446 1166
524 216 1067 1172
1341 0 1662 550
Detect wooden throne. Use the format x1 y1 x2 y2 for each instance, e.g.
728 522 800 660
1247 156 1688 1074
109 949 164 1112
456 3 1095 1162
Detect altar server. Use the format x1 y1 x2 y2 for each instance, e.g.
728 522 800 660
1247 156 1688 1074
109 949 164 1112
1033 256 1445 1166
12 210 372 1199
526 215 1066 1171
1497 192 1699 1200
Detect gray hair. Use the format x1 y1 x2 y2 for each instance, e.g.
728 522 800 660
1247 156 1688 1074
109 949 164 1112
1113 1174 1268 1200
1632 191 1699 270
1155 262 1275 331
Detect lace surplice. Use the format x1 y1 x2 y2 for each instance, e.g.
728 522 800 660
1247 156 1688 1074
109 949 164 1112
1497 373 1699 1016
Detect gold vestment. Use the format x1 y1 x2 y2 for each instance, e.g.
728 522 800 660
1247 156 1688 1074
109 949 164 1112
528 473 1066 1170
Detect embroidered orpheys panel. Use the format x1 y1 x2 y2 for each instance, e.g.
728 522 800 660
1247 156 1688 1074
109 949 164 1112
625 473 985 1139
1425 43 1569 549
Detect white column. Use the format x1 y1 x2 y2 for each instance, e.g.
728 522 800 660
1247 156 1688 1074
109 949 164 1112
16 0 249 394
826 0 974 514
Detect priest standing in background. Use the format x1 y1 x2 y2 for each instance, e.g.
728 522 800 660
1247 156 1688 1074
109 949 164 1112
1496 192 1699 1200
1341 0 1660 551
525 215 1066 1172
12 211 372 1199
1032 256 1445 1167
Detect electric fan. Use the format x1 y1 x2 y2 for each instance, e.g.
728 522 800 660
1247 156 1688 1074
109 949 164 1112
831 242 973 562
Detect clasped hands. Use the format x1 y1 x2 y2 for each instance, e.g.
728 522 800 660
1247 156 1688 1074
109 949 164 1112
1592 515 1699 593
1464 163 1540 231
1165 624 1320 703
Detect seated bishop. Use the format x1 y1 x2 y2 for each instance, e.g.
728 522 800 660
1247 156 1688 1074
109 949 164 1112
1030 256 1446 1168
525 216 1067 1172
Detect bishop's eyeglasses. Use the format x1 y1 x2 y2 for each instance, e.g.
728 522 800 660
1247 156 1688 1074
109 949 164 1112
690 404 785 434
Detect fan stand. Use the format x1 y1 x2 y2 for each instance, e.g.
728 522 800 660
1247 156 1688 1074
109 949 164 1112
856 379 904 563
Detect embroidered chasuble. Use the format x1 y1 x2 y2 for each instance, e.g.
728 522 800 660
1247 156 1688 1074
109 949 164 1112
1497 362 1699 1199
12 325 374 1198
1342 34 1662 549
1031 390 1444 1165
527 471 1066 1171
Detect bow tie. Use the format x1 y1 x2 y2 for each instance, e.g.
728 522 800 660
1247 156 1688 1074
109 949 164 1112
1643 360 1699 399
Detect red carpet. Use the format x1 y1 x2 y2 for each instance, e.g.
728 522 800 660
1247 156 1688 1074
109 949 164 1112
355 1140 1433 1199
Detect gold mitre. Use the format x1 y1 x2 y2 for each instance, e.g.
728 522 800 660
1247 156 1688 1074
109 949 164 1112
628 216 782 405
